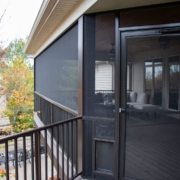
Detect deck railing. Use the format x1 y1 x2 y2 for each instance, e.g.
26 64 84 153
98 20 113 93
0 116 82 180
34 92 77 126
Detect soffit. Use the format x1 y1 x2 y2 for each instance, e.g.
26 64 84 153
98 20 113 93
86 0 180 13
25 0 81 54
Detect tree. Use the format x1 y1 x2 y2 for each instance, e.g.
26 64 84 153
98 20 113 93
0 42 7 72
0 39 34 133
6 38 27 60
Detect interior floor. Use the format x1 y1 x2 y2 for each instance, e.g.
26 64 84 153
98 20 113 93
125 114 180 180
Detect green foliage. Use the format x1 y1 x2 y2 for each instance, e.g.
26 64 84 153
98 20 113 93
0 38 34 133
6 38 27 61
13 109 34 133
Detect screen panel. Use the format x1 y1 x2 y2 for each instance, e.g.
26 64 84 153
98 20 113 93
123 32 180 180
35 24 78 112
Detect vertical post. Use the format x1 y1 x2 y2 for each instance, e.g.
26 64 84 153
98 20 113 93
77 16 84 174
83 15 96 178
45 129 48 180
38 132 42 180
66 123 69 179
115 12 120 180
71 121 73 178
34 132 40 180
62 125 64 180
56 126 60 180
51 127 54 180
5 142 9 180
14 138 19 179
23 136 27 180
31 134 35 180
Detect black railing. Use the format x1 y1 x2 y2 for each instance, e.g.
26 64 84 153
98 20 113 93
0 116 82 180
34 91 78 113
34 92 77 126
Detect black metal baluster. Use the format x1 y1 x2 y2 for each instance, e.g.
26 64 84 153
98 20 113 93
35 132 39 180
56 126 59 180
51 127 54 180
75 120 78 174
31 134 34 180
67 123 69 179
71 121 73 178
23 136 27 180
14 138 18 180
5 142 9 180
45 129 48 180
62 124 64 180
38 132 41 180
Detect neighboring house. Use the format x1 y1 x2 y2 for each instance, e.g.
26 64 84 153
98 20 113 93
25 0 180 179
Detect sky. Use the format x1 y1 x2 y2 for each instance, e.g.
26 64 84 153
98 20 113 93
0 0 43 47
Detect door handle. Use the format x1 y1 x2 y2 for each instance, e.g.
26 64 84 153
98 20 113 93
119 107 126 113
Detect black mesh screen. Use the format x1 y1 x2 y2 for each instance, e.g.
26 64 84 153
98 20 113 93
83 13 115 179
84 13 115 118
35 24 78 112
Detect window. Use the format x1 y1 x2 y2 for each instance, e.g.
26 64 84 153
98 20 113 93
127 63 131 91
169 56 180 110
145 58 163 106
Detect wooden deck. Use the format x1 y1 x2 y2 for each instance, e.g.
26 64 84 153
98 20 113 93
125 114 180 180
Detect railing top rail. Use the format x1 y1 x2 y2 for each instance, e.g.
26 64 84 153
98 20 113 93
0 115 82 143
34 91 78 116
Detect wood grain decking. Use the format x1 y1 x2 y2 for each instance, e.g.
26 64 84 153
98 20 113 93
125 114 180 180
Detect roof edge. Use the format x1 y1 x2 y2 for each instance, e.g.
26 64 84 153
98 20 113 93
24 0 59 53
24 0 98 56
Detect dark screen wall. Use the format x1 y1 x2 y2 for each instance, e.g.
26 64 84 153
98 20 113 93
35 24 78 112
83 13 116 179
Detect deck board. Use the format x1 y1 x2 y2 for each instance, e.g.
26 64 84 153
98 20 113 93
125 114 180 180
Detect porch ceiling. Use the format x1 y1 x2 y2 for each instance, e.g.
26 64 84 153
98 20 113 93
127 36 180 54
86 0 180 13
25 0 180 55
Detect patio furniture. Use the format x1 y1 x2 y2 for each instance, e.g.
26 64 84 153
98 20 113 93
8 148 28 167
8 148 25 157
0 156 14 167
26 149 32 163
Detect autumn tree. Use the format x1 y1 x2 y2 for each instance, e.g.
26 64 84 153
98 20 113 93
6 38 27 60
0 41 8 73
0 39 34 133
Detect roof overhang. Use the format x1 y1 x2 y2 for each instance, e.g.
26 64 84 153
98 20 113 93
24 0 97 56
86 0 180 14
25 0 180 56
